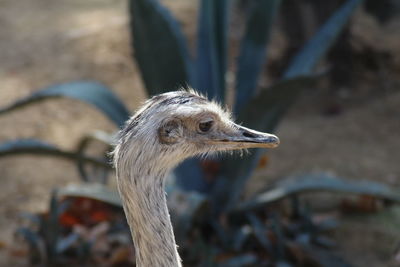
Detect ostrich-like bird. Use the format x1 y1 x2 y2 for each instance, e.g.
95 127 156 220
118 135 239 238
113 90 279 267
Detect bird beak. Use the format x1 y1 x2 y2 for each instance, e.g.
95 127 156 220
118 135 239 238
210 123 280 149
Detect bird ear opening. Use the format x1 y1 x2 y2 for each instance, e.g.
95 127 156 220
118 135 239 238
158 119 181 144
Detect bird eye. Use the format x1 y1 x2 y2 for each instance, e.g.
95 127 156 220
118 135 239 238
198 120 213 133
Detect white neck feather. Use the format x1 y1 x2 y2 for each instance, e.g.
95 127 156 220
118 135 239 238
115 148 182 267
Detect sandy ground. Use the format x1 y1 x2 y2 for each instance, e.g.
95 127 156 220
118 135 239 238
0 0 399 266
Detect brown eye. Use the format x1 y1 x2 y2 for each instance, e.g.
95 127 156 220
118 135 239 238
198 120 213 133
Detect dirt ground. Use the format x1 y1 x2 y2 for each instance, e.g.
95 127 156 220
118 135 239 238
0 0 399 266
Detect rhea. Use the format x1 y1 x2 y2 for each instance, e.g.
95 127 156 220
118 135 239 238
113 90 279 267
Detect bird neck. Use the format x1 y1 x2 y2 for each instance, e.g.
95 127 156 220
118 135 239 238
117 160 182 267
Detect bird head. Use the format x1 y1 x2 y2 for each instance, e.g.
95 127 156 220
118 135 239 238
116 90 279 169
154 93 280 152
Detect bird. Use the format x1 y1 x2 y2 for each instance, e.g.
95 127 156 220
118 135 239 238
113 90 279 267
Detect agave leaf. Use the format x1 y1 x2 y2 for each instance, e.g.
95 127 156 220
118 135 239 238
239 75 320 131
167 186 208 243
174 158 208 192
220 75 320 212
56 233 80 254
20 212 41 227
196 0 230 101
221 0 363 213
234 0 281 113
0 139 110 168
0 81 130 128
76 131 113 183
246 213 272 253
213 0 230 101
284 0 364 78
231 225 252 251
45 190 61 262
236 173 400 212
210 218 229 247
129 0 192 96
270 215 286 260
58 183 122 207
16 228 45 264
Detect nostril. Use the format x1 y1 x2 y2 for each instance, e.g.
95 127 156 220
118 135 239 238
242 132 255 138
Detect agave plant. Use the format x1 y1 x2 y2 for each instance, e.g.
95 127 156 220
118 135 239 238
1 0 366 207
6 0 399 265
127 0 367 213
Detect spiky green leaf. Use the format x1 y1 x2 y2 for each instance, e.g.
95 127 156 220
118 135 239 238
129 0 192 96
246 213 272 252
76 131 113 183
234 0 281 112
220 75 320 212
58 183 122 207
166 185 208 243
236 173 400 212
0 81 130 128
196 0 230 101
174 158 208 192
284 0 364 78
16 228 45 264
0 139 110 168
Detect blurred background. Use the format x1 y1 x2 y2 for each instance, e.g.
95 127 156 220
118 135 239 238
0 0 399 266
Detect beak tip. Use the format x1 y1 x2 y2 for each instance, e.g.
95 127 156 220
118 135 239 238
270 135 280 147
